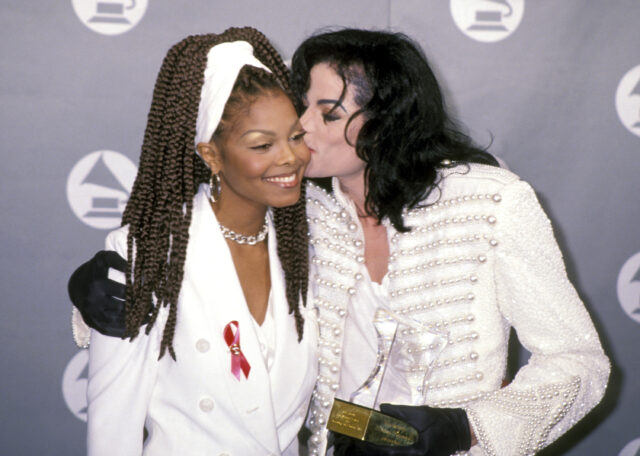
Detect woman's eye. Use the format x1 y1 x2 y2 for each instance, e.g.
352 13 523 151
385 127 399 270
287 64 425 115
250 143 272 151
322 112 340 123
290 131 307 142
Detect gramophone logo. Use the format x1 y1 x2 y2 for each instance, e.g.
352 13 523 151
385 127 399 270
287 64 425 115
62 350 89 422
450 0 525 43
71 0 148 35
615 64 640 138
617 252 640 324
619 438 640 456
67 150 137 230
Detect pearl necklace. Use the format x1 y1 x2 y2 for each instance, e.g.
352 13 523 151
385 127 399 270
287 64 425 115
218 215 269 245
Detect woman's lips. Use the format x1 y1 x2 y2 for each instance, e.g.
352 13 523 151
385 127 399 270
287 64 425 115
263 172 299 188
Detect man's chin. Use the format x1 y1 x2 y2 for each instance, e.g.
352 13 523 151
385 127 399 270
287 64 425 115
304 167 331 179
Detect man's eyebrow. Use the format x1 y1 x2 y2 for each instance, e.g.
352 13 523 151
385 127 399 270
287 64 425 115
317 99 347 113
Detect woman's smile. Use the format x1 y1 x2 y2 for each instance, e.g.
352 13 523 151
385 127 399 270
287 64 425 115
263 171 302 187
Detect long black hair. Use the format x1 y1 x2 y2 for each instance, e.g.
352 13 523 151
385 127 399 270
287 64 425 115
291 28 498 232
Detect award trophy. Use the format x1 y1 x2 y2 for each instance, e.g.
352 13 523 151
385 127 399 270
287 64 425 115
327 308 448 446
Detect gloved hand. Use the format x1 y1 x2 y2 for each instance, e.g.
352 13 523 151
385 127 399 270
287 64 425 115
67 250 127 337
332 404 471 456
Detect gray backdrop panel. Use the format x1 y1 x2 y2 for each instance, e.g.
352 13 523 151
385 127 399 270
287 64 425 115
1 1 638 454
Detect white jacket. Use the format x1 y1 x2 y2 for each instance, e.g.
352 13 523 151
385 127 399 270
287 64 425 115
304 164 610 456
86 185 318 456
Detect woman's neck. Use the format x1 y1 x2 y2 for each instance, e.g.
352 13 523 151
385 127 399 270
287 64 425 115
211 196 268 236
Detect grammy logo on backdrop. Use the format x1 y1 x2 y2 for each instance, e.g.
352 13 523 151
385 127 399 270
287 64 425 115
450 0 525 43
629 79 640 129
67 150 137 229
467 0 512 32
615 65 640 138
81 154 130 219
88 1 134 24
617 252 640 324
71 0 148 35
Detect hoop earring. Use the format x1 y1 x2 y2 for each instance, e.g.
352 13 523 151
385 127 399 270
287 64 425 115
209 173 221 203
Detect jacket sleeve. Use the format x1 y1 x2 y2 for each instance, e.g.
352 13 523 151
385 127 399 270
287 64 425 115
464 179 610 456
86 226 164 456
72 307 90 348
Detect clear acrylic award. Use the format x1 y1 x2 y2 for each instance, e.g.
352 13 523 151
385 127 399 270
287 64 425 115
328 308 448 446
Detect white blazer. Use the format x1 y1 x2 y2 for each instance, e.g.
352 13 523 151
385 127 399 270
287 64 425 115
87 185 318 456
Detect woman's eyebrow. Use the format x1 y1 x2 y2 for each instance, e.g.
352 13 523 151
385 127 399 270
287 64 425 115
241 129 276 138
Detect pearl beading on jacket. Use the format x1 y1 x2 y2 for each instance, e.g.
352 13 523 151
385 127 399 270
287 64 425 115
304 181 506 454
303 165 609 456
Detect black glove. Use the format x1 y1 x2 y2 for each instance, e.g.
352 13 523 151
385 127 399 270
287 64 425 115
68 250 127 337
332 404 471 456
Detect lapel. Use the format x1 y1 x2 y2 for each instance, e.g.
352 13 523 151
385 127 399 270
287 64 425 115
266 214 312 401
266 212 289 355
184 186 280 454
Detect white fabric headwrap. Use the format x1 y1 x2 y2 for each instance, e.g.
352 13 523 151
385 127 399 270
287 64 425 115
195 41 271 152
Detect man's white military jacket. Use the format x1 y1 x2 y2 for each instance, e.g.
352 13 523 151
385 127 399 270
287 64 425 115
304 164 610 456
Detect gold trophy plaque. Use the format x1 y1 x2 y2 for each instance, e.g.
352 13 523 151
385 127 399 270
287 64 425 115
327 308 448 446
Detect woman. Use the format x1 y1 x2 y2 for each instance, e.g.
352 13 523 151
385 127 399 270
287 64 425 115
70 28 610 456
81 27 317 455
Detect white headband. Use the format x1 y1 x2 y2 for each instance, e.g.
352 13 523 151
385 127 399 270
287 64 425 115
195 40 271 151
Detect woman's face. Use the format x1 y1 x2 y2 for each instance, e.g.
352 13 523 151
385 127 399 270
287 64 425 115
201 91 309 209
299 62 366 180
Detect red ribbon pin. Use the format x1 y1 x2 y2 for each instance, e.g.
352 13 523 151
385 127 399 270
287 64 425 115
223 320 251 381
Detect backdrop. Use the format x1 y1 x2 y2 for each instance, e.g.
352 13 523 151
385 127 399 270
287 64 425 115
1 1 638 455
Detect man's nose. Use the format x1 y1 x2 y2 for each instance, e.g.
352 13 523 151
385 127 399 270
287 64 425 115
299 108 312 131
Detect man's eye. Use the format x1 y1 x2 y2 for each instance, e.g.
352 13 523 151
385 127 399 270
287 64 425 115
322 113 340 123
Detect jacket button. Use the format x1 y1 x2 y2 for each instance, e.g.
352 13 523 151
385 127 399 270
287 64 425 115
199 397 215 412
196 339 210 353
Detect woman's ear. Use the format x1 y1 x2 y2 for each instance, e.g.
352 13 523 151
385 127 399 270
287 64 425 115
196 142 222 174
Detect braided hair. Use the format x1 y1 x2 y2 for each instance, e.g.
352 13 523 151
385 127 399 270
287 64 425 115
121 27 308 360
